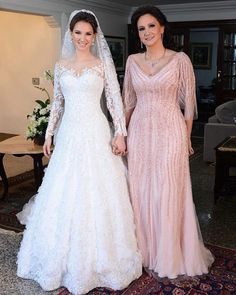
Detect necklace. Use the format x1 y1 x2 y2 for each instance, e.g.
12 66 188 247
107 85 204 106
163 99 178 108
145 48 166 67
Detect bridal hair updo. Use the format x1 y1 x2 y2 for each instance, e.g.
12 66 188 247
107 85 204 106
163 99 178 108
69 11 98 33
131 5 171 49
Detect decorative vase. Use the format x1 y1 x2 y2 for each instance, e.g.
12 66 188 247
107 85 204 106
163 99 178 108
33 134 45 146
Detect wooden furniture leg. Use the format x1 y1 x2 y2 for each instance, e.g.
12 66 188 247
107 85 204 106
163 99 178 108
30 154 44 190
0 153 8 199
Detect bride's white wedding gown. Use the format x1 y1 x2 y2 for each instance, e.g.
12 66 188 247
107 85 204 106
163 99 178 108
17 62 142 295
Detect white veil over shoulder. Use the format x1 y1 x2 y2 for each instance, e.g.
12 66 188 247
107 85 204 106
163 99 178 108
61 9 127 136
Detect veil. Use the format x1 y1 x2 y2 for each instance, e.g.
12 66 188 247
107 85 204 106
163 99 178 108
61 9 127 136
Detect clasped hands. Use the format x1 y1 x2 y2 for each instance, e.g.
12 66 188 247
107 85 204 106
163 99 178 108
112 134 127 156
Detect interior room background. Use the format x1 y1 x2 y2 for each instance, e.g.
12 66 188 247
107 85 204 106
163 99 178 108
0 0 236 135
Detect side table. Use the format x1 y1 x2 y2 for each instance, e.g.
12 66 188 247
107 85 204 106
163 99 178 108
0 135 51 199
214 136 236 203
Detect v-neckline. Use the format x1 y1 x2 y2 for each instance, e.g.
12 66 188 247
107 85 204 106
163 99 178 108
131 52 180 78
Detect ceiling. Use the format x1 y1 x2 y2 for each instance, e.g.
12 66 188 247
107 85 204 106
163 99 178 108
104 0 225 6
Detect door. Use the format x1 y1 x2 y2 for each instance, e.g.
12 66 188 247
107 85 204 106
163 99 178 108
217 26 236 104
169 27 190 53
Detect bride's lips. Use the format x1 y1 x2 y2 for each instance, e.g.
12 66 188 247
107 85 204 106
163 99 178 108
78 41 88 47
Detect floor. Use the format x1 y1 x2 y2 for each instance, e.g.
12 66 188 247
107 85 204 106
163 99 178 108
0 133 235 294
190 144 236 249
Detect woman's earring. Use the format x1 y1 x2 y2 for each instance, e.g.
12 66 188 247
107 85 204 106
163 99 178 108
92 39 95 46
140 42 143 49
161 33 163 41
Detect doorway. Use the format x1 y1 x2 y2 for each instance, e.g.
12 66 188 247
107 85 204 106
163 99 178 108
170 19 236 106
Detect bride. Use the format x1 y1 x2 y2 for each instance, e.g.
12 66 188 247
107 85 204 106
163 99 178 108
17 9 142 295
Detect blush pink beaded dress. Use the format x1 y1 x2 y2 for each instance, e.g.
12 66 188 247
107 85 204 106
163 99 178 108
123 52 214 279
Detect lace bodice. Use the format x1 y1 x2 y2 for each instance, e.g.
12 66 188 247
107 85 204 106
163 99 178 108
45 61 127 139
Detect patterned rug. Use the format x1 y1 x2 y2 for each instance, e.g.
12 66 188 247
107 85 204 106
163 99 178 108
57 245 236 295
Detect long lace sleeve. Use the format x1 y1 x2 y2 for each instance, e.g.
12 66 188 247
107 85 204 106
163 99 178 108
104 63 127 136
123 56 137 112
178 52 198 120
45 63 64 139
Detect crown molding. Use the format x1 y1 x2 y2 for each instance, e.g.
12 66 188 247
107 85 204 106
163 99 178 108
43 15 59 28
0 0 130 16
60 0 130 15
130 1 236 21
159 0 236 21
0 0 58 15
160 0 236 14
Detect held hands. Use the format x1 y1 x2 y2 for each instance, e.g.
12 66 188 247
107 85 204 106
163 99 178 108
112 134 127 156
43 136 52 158
188 138 194 156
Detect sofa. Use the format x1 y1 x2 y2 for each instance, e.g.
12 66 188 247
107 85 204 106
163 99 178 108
203 100 236 162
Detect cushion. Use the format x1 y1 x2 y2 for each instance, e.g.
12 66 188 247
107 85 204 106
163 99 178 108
208 115 219 123
215 100 236 124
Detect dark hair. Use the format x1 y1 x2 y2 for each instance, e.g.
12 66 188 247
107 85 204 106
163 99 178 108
131 5 171 50
69 11 98 33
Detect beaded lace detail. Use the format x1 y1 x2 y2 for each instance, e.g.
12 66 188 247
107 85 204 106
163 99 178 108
45 63 64 140
45 60 127 139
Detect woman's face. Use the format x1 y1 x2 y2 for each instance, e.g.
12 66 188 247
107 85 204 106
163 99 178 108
137 13 164 47
71 21 95 51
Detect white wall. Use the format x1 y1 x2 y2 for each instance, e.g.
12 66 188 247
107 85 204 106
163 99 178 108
0 11 60 135
190 29 218 88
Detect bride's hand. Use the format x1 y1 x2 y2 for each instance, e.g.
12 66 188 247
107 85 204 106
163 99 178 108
112 135 127 156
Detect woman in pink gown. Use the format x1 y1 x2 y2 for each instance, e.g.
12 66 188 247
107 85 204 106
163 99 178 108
123 5 214 279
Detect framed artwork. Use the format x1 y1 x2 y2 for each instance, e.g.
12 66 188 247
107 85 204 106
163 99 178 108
105 36 126 72
190 43 212 69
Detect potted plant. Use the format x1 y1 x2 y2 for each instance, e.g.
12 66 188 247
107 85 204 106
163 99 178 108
26 70 54 145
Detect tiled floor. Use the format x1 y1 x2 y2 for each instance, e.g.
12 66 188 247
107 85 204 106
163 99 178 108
190 144 236 249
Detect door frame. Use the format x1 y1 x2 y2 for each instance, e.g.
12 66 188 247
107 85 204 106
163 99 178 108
169 19 236 105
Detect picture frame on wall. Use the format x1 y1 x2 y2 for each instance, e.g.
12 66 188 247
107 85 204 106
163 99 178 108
105 36 126 72
190 43 212 69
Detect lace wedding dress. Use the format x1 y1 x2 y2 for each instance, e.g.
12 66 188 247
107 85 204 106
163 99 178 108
17 61 142 294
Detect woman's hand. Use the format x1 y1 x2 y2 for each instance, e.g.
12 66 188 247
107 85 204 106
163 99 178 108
43 136 52 158
112 134 127 156
188 138 194 156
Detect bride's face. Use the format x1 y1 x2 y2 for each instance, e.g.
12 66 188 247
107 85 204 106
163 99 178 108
71 21 95 51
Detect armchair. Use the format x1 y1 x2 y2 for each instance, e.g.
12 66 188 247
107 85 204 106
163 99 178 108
203 100 236 162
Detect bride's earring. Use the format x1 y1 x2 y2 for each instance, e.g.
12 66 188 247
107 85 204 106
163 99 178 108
140 42 143 49
92 39 95 46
